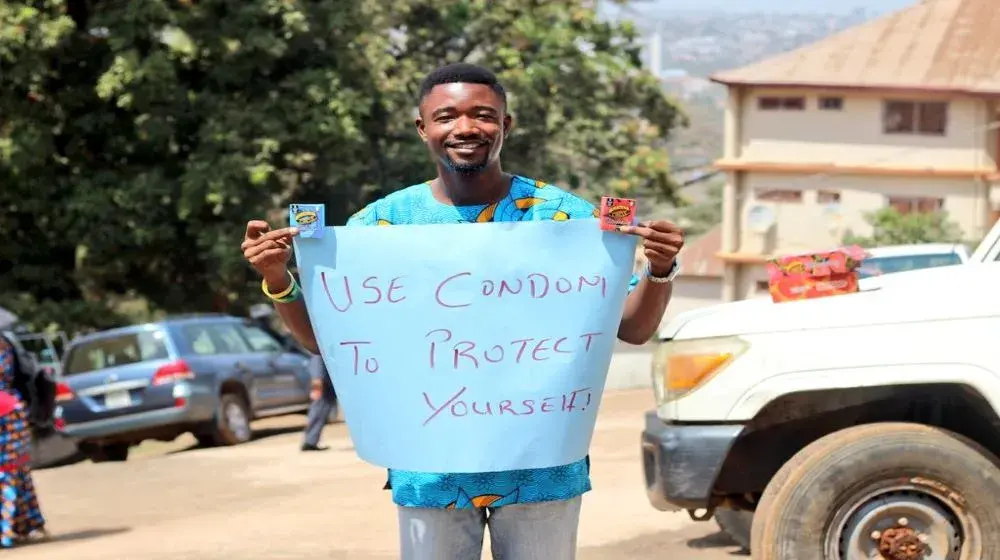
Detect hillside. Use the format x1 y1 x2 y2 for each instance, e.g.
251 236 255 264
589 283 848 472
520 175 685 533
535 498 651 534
620 9 886 222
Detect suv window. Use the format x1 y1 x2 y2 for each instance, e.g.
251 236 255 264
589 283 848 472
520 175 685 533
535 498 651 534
182 325 218 356
64 330 170 375
212 324 252 354
240 325 284 353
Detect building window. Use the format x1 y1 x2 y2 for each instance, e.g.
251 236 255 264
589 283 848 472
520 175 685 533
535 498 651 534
755 189 803 203
883 100 948 135
819 97 843 111
758 96 805 111
888 196 943 214
817 190 841 203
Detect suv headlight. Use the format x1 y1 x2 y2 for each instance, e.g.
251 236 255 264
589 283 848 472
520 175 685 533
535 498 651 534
652 336 749 404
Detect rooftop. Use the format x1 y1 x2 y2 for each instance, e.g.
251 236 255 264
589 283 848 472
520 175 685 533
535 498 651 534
710 0 1000 95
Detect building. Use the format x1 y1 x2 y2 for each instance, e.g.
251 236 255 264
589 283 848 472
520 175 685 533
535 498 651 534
709 0 1000 301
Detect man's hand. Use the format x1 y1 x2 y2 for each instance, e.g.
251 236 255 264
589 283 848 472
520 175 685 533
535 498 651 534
241 220 299 288
618 220 685 277
309 378 323 401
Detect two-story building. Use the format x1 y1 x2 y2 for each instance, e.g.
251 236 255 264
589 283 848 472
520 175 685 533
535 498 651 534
709 0 1000 301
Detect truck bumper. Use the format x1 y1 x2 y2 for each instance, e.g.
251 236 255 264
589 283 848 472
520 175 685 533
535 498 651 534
641 410 744 511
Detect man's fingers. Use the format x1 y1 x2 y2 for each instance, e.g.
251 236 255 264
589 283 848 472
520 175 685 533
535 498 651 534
242 227 298 251
638 220 683 233
642 241 680 260
258 227 299 243
247 247 288 264
245 220 271 240
616 225 653 238
645 232 684 248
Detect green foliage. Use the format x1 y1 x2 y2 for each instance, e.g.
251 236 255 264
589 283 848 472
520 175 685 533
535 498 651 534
0 0 684 333
842 207 965 247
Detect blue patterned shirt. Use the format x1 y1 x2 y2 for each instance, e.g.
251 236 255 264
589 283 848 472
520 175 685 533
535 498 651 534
346 175 638 509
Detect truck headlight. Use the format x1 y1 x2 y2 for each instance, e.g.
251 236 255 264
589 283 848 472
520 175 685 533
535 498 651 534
652 336 749 403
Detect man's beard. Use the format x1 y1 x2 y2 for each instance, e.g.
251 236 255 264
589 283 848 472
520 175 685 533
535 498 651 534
442 154 490 175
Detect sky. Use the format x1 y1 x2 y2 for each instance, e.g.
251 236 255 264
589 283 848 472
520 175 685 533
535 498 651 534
623 0 918 15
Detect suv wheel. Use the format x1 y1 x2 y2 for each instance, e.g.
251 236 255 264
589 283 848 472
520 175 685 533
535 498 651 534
202 392 252 446
751 423 1000 559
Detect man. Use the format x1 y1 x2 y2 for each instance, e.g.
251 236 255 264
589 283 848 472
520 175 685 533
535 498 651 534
301 353 337 452
241 63 683 560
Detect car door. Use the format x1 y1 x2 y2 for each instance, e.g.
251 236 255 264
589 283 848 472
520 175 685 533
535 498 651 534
237 323 310 407
179 322 276 410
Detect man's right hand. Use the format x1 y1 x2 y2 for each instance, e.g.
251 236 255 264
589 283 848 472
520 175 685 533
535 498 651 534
242 220 299 290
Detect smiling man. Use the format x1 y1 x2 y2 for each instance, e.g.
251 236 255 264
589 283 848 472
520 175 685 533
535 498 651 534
240 62 684 559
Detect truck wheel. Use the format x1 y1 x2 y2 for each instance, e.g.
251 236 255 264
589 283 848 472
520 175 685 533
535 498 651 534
203 393 252 446
751 423 1000 560
715 509 752 551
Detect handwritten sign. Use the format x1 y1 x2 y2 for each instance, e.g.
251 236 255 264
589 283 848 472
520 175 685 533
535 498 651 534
293 219 637 473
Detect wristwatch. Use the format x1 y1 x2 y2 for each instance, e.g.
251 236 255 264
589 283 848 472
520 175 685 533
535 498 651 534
644 259 680 283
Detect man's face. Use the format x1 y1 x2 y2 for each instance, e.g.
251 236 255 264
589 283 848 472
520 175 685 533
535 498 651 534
417 83 511 175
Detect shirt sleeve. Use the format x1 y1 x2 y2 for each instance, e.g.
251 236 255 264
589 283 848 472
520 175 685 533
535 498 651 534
346 205 377 227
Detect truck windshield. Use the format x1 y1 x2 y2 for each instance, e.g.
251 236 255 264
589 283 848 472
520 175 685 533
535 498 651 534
63 330 170 376
858 253 963 279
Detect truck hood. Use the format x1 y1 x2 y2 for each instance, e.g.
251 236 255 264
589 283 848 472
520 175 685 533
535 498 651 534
661 263 995 340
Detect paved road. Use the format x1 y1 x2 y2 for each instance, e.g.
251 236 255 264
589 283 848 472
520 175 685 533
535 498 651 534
14 390 745 559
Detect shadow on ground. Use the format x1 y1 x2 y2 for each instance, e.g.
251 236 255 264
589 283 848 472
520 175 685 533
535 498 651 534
166 423 307 455
580 524 748 559
688 530 750 555
25 527 131 547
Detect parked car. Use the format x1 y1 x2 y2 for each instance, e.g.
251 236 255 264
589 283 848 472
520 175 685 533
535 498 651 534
57 314 314 462
856 242 969 278
641 220 1000 557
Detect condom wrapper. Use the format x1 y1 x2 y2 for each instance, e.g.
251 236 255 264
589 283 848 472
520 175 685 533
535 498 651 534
766 246 868 303
599 197 636 231
290 204 325 238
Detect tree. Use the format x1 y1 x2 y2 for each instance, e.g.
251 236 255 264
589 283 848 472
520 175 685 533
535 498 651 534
842 207 965 247
1 0 684 333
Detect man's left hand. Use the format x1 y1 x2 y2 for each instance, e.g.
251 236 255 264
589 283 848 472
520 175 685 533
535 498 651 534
618 220 685 277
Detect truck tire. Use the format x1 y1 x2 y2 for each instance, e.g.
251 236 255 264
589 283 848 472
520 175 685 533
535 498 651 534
202 392 253 446
714 509 752 551
751 422 1000 560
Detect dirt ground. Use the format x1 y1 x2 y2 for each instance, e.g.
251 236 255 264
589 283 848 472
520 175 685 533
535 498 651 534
12 390 746 559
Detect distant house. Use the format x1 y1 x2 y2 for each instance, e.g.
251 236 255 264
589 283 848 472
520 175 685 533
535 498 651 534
709 0 1000 301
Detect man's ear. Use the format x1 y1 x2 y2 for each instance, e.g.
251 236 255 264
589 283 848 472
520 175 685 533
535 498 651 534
415 116 427 142
503 113 514 138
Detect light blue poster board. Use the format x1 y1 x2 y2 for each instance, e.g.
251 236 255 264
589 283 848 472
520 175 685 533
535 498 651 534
293 219 637 473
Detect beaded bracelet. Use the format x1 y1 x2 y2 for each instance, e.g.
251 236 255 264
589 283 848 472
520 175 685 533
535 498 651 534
262 271 302 304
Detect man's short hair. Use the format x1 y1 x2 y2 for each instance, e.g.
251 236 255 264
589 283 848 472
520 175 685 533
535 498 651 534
417 63 507 108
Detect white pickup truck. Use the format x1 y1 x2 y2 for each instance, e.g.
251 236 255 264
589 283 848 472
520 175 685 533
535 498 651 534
642 219 1000 560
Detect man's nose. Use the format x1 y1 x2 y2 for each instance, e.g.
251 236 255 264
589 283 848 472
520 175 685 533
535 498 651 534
453 115 479 136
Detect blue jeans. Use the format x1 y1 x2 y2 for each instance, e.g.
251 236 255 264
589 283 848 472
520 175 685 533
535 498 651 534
397 497 582 560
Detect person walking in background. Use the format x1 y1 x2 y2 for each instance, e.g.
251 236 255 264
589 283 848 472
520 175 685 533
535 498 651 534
301 354 337 452
0 336 47 547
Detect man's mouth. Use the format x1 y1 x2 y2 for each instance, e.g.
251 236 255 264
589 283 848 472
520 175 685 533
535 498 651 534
447 142 488 152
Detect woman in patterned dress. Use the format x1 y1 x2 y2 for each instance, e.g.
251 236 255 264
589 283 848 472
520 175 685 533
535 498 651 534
0 336 47 547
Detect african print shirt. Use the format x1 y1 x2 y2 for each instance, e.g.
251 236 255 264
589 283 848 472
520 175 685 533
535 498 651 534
346 175 638 510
